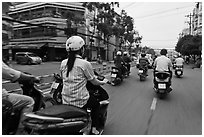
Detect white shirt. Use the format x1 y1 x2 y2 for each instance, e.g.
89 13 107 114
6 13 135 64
60 55 95 108
154 55 172 71
175 57 184 66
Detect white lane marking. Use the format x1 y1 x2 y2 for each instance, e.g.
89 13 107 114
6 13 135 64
150 97 157 110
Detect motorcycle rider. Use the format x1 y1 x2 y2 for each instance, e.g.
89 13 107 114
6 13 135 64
2 62 40 134
114 51 126 78
60 36 107 135
153 49 173 92
175 54 184 68
139 53 149 75
122 51 132 73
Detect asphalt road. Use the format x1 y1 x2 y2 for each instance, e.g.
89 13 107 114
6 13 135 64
102 65 202 135
5 62 202 135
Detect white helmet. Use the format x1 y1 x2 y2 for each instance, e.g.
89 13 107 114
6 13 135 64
66 36 85 51
116 51 122 56
123 51 128 55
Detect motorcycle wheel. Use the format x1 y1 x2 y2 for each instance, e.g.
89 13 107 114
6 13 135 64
140 75 145 81
100 111 107 128
53 89 62 104
157 92 166 99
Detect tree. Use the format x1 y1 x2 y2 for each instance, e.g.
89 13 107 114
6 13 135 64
176 35 202 56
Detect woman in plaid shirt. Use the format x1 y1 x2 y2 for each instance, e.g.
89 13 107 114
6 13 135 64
60 36 107 135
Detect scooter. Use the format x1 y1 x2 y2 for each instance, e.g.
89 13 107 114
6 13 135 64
124 63 131 77
110 66 123 86
138 67 147 81
2 75 56 135
172 62 176 69
153 71 172 99
22 72 110 135
175 65 183 78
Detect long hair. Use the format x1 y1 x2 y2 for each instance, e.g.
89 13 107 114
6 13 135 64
66 48 83 77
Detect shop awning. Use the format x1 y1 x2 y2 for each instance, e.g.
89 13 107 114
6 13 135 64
3 43 46 49
48 43 65 48
2 45 15 49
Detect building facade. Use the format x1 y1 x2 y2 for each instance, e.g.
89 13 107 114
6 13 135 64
6 2 116 61
192 2 202 36
2 2 13 62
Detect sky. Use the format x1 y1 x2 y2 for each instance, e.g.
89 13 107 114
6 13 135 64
114 1 196 49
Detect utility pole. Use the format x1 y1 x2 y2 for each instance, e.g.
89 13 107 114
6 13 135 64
185 13 194 35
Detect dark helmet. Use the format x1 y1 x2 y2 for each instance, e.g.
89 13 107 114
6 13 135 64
141 53 146 57
160 49 167 55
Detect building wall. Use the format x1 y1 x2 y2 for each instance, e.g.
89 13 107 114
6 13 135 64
192 2 202 36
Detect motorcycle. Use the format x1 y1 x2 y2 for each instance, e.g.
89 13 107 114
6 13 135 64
153 71 172 99
172 62 176 69
124 63 130 77
138 66 147 81
22 72 110 135
110 66 123 86
175 65 183 77
2 74 56 135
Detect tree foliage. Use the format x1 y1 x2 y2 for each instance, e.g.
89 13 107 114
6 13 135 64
176 35 202 56
82 2 134 40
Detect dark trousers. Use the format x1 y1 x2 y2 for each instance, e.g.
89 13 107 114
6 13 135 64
125 63 131 72
83 95 100 127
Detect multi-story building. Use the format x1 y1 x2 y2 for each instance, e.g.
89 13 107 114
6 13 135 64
2 2 13 61
7 2 117 61
7 2 87 61
192 2 202 36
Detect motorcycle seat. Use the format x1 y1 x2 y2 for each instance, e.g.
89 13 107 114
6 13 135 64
35 104 88 119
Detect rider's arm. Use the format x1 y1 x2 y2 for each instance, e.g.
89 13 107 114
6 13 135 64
2 62 21 81
168 59 173 71
84 61 106 86
2 62 39 83
153 58 157 69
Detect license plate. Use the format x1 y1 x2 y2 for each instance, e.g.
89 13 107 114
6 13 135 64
177 71 181 75
139 70 143 73
158 84 166 89
111 74 117 78
51 82 59 89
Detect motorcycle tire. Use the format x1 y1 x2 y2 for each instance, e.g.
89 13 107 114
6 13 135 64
99 111 107 128
157 92 166 99
53 89 63 104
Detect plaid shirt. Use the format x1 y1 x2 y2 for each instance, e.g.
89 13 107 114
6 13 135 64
60 55 95 108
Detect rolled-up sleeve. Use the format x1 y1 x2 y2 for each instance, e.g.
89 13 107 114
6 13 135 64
2 62 21 81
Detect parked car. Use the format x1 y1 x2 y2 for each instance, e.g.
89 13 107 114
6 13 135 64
15 52 42 65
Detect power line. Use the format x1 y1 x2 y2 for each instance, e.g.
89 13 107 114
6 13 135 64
134 5 194 19
135 10 192 21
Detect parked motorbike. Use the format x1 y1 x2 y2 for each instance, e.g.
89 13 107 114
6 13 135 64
175 65 183 77
22 72 110 135
2 74 56 135
153 71 172 99
138 66 147 81
110 66 123 86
